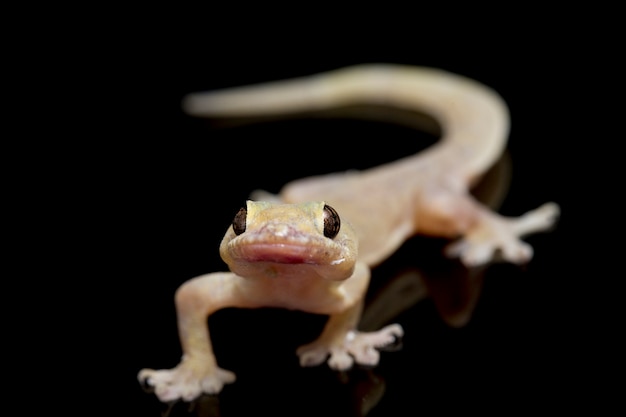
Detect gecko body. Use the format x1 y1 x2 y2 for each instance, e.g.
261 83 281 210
139 64 559 402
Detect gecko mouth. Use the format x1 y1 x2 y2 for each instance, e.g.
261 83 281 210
236 243 324 265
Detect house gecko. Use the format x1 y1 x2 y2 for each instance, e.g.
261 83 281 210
138 64 560 402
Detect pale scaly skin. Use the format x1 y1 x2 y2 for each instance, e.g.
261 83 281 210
139 65 560 402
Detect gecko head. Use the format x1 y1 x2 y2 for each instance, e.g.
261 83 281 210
219 200 358 280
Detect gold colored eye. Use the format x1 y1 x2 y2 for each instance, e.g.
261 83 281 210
323 204 340 239
232 207 247 235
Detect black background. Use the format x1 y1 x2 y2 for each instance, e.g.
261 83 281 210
42 10 611 417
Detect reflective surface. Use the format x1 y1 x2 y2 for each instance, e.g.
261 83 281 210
122 118 569 416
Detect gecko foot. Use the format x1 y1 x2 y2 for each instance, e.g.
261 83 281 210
445 202 560 266
296 323 404 370
138 361 236 402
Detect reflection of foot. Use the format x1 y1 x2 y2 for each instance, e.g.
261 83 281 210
138 362 236 402
445 202 560 266
360 269 429 331
352 371 387 417
296 324 404 370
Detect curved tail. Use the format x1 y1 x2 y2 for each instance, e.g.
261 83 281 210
183 64 510 179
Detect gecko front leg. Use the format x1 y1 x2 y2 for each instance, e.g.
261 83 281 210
297 301 404 370
296 262 404 370
138 272 246 402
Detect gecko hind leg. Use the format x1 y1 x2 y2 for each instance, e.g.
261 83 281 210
445 202 560 266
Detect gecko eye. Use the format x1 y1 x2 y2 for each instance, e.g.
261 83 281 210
323 204 340 239
232 207 247 235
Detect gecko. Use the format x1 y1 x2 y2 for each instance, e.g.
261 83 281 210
138 64 560 403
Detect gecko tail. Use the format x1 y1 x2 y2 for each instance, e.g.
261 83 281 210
181 64 431 117
182 64 509 178
182 74 328 117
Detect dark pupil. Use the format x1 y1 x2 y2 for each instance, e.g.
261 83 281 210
323 204 340 239
232 207 247 235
